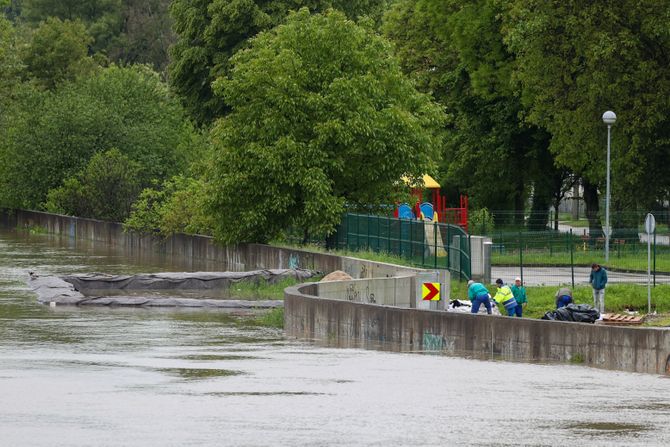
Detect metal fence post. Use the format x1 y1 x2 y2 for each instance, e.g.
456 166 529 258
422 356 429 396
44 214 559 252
378 215 382 252
468 233 472 282
356 213 360 251
367 214 371 250
447 224 451 271
433 221 437 268
570 229 575 289
654 231 657 287
518 231 523 283
387 217 391 254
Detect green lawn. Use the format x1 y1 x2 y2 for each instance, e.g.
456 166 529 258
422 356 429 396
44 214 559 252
449 280 670 322
492 249 670 272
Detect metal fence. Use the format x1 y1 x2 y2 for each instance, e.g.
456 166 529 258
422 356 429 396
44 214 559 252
486 229 667 287
334 213 472 280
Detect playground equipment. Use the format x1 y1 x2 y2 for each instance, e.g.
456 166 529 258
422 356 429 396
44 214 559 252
395 174 469 231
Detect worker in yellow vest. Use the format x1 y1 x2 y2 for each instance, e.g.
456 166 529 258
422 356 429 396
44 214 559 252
493 278 518 317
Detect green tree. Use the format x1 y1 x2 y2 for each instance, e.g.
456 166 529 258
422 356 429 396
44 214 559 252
106 0 175 71
500 0 670 231
45 149 142 221
0 65 199 210
169 0 389 125
383 0 553 226
22 17 96 89
124 175 214 236
20 0 123 53
0 16 23 109
205 8 443 243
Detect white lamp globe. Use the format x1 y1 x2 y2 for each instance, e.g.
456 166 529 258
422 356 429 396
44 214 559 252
602 110 617 125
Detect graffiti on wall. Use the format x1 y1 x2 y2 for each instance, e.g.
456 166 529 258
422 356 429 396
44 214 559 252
422 332 444 352
288 253 300 270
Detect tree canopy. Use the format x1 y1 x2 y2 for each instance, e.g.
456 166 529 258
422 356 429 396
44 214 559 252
0 64 199 210
22 17 96 89
169 0 389 125
204 8 443 243
500 0 670 214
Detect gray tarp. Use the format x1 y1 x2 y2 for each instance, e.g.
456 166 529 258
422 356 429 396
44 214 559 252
62 269 315 291
28 269 315 308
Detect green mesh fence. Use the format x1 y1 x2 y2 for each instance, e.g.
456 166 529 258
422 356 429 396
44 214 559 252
335 213 472 279
489 228 666 287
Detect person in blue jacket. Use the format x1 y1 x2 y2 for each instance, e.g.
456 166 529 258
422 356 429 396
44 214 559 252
467 280 492 314
589 263 608 313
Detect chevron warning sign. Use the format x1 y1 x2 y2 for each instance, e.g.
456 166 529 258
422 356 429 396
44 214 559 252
422 282 441 301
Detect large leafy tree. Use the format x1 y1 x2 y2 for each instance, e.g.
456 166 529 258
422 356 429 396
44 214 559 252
500 0 670 230
0 15 23 110
169 0 389 125
0 65 199 209
106 0 175 71
205 9 443 243
22 17 96 89
20 0 123 53
383 0 554 227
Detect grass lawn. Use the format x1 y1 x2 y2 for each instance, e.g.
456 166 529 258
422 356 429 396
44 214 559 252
449 280 670 323
228 277 312 300
492 249 670 272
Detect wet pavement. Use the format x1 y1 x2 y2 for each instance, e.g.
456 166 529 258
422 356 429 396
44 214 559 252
2 228 670 446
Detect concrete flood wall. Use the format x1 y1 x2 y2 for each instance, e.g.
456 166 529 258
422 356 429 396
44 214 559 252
2 209 425 280
285 284 670 375
317 276 415 307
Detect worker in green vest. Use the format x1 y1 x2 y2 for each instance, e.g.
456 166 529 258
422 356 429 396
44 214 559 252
467 280 492 314
493 278 518 317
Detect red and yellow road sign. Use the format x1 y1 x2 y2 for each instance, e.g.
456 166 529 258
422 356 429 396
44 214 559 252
422 282 441 301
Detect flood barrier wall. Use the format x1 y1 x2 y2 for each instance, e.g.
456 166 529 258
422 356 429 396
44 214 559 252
0 209 423 280
285 283 670 375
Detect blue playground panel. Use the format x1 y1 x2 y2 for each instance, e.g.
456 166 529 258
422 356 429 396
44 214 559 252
398 203 415 219
420 202 434 221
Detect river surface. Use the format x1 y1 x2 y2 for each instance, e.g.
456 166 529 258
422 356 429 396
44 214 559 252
2 228 670 446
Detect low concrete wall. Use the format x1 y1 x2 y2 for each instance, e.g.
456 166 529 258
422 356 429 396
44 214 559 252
317 276 415 307
2 209 425 279
285 284 670 375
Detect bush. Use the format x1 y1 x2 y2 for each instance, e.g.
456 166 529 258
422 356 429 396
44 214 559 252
45 149 142 222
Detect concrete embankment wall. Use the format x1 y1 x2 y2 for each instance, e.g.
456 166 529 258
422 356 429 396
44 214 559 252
285 284 670 375
1 209 423 279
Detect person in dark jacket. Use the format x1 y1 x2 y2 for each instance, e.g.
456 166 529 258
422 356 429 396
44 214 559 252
589 263 608 313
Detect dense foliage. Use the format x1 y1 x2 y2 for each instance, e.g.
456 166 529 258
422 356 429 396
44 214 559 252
204 9 443 243
0 64 198 210
45 149 142 222
3 0 670 238
169 0 389 125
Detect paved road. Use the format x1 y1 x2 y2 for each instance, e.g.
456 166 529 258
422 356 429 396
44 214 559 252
492 266 670 286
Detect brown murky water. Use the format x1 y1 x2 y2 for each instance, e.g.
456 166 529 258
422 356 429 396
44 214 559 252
2 228 670 446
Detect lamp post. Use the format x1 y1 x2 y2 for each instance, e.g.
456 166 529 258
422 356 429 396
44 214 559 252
602 110 616 262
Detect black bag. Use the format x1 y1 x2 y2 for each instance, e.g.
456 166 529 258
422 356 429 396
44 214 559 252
540 304 599 323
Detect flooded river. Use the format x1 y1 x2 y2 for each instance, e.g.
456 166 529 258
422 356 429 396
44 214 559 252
2 228 670 446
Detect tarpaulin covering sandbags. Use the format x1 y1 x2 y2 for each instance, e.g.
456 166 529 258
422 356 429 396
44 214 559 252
28 269 316 308
541 304 600 323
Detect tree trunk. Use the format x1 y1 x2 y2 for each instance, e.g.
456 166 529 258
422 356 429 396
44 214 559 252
582 178 602 238
571 181 580 220
528 190 550 231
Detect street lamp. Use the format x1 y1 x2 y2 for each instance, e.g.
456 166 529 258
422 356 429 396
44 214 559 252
602 110 616 262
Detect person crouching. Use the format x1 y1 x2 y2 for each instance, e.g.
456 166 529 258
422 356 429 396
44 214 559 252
467 280 492 314
493 278 518 317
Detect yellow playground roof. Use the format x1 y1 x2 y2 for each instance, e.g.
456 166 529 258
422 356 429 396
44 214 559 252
401 174 440 189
